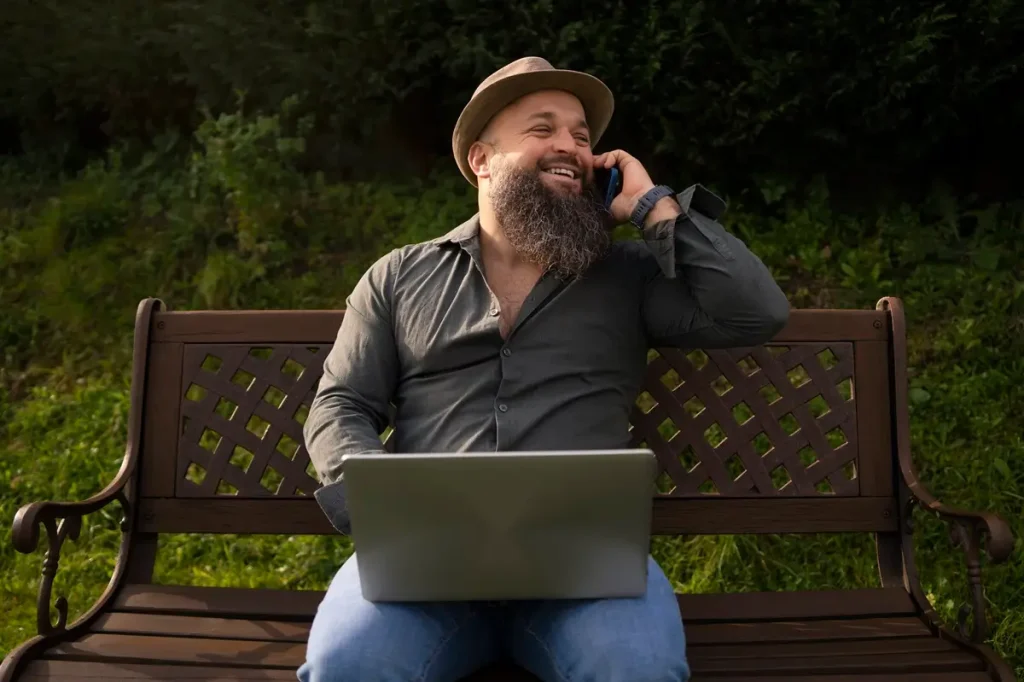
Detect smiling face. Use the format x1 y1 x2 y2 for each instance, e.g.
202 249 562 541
467 89 611 280
474 89 596 194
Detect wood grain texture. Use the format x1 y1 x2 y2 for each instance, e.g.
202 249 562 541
854 340 895 496
109 584 918 622
139 343 183 497
138 495 897 535
91 612 932 646
149 309 890 343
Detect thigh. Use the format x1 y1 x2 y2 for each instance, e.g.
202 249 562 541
299 553 501 682
507 556 689 682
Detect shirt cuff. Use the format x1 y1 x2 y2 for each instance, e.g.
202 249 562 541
638 183 729 279
313 479 352 535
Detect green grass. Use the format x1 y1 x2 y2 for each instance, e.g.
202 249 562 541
1 110 1021 674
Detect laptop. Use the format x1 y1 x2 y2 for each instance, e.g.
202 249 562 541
340 449 658 602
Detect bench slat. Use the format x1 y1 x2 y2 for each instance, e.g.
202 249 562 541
685 616 931 644
22 660 299 680
149 309 890 343
113 585 323 619
44 634 303 670
663 671 991 675
91 612 931 645
111 584 918 622
694 651 983 675
680 587 917 622
137 496 898 535
41 633 978 675
25 659 992 682
91 613 311 642
692 636 956 659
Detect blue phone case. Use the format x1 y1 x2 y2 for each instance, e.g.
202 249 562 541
603 167 621 208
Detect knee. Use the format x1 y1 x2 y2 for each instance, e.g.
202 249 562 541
298 640 369 682
299 620 418 682
578 647 690 682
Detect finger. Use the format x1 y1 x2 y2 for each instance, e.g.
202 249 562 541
604 149 630 168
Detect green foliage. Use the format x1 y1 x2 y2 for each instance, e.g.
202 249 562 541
0 97 476 376
2 1 1022 194
0 104 1021 676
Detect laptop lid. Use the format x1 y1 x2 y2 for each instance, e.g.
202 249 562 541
341 449 658 602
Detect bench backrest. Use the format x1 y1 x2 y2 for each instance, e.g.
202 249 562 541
132 301 898 537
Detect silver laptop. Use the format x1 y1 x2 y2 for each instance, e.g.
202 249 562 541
341 449 658 602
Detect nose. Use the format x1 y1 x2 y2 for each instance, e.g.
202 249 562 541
550 126 577 155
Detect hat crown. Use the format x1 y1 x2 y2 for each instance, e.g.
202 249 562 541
473 57 555 97
453 56 614 186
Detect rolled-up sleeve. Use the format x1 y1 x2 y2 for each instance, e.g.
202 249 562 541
640 184 790 348
304 250 400 533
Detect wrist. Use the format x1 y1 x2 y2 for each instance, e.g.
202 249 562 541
627 184 657 215
644 195 681 226
628 184 679 228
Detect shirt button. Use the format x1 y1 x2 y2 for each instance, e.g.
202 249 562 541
501 348 512 357
498 404 508 413
489 308 499 316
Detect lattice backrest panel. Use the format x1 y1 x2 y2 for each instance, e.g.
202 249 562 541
175 341 857 498
629 343 858 497
178 344 328 497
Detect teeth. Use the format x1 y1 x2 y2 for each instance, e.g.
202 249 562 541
546 168 575 179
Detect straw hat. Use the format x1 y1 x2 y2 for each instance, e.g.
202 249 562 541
452 56 615 186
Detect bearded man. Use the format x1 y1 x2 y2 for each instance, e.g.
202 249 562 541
301 57 790 682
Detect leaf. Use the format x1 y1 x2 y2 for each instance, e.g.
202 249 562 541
909 387 931 404
993 458 1012 480
973 248 1000 272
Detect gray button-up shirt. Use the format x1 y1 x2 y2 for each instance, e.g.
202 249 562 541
305 185 790 532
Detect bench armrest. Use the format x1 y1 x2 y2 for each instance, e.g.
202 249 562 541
909 499 1014 563
10 298 164 637
12 461 135 555
908 493 1014 643
878 296 1015 644
11 467 135 636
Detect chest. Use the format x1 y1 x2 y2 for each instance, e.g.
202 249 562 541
486 263 543 338
391 243 645 376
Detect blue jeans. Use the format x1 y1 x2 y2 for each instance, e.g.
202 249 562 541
298 554 689 682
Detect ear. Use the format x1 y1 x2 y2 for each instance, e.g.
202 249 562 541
467 140 493 182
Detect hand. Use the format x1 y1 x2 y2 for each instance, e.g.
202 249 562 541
592 149 655 224
592 149 679 226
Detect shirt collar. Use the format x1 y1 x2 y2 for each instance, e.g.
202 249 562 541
431 214 480 247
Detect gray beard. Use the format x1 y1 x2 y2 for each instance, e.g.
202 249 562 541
489 158 612 280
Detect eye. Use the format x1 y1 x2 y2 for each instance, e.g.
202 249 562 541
575 135 590 144
531 125 551 134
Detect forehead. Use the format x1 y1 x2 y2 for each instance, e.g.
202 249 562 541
498 89 587 126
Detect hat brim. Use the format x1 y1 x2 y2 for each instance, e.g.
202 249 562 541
452 69 615 187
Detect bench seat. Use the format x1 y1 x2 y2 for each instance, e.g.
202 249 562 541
17 584 995 680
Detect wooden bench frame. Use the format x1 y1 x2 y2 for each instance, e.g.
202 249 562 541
1 295 1016 681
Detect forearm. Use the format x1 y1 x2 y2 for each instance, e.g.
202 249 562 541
304 386 390 536
305 249 401 533
641 184 790 347
304 387 388 486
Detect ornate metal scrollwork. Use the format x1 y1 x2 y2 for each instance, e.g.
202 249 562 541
950 519 987 643
33 490 131 636
36 514 81 635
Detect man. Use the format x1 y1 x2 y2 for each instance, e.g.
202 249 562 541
300 57 790 682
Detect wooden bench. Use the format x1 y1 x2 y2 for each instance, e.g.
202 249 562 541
2 295 1015 682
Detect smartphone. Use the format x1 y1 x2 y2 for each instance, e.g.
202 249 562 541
593 165 622 209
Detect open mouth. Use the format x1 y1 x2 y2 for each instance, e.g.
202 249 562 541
542 166 579 182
